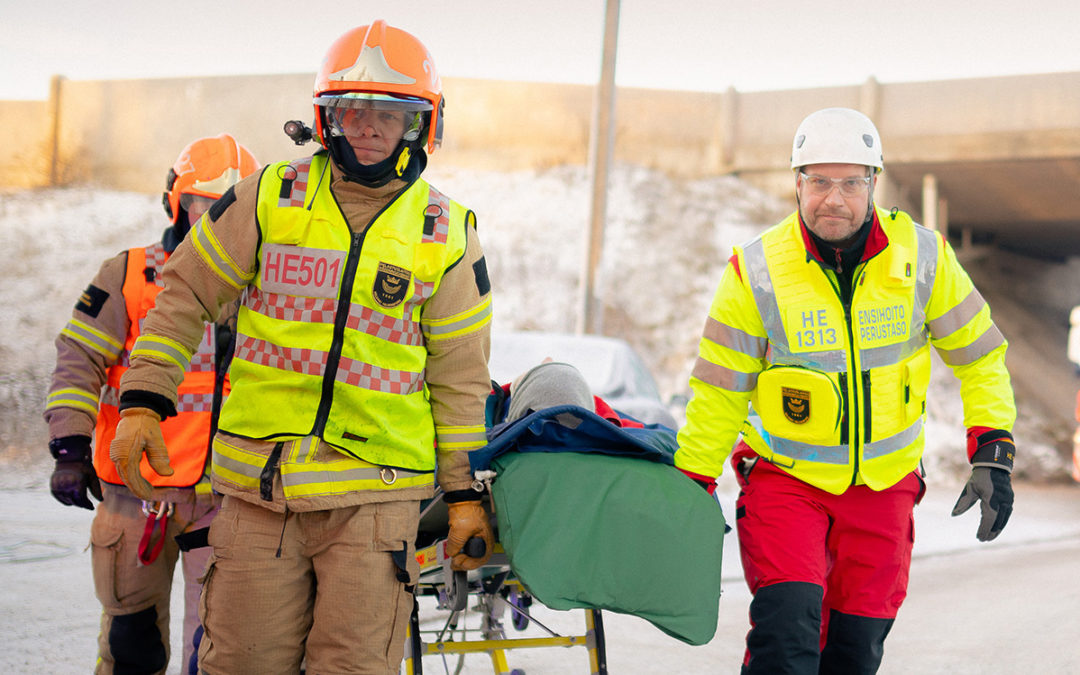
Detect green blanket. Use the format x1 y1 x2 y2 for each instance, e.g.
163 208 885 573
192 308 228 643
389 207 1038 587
490 450 726 645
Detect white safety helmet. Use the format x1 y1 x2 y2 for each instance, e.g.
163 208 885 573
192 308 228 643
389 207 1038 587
790 107 883 173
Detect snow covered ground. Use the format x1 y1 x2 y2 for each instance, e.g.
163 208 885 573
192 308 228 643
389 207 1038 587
1 167 1077 673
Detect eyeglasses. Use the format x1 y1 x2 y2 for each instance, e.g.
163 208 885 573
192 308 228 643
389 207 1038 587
799 172 871 197
326 106 422 141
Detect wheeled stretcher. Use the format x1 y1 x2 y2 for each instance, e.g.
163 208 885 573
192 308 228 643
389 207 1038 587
402 402 726 675
403 489 608 675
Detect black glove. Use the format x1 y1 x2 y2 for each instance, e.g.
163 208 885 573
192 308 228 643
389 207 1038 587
49 435 103 510
951 431 1014 542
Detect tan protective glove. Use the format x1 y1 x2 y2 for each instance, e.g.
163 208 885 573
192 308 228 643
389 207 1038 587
108 407 172 500
446 500 494 571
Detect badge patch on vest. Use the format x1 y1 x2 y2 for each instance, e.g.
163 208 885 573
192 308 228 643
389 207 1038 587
782 387 810 424
373 262 412 308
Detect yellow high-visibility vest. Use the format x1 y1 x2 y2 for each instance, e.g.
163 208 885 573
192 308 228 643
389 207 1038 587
217 153 472 483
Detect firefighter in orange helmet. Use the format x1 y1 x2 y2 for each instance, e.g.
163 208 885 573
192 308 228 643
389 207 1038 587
44 134 259 674
107 21 494 673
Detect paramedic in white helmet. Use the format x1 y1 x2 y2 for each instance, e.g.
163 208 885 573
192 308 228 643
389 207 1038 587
675 107 1016 673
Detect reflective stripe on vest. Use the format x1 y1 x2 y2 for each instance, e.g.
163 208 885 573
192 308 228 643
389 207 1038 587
93 244 218 488
741 210 936 491
212 434 434 501
219 153 472 481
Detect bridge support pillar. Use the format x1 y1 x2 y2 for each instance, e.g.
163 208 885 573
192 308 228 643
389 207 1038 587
921 173 948 239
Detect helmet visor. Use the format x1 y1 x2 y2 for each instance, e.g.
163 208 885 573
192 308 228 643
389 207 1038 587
322 104 424 144
179 193 218 222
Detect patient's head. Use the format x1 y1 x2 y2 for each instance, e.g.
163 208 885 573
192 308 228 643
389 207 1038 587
506 360 594 423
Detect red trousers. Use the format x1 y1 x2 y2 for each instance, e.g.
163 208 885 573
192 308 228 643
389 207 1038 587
734 448 923 618
733 447 924 672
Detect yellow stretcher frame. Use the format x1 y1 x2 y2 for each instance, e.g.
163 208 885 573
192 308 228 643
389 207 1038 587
402 537 608 675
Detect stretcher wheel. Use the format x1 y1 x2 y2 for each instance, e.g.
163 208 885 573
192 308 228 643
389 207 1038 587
508 588 532 631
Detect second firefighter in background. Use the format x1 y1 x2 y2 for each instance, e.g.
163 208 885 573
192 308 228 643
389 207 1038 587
44 134 258 674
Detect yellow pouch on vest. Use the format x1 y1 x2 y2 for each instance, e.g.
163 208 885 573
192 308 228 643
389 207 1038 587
752 366 842 445
902 347 931 424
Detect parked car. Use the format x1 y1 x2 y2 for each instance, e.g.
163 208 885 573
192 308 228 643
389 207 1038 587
488 331 678 428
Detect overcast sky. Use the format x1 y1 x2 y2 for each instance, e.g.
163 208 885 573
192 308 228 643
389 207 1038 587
3 0 1080 100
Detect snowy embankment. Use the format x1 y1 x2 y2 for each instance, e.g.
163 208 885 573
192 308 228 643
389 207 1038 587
0 164 1068 488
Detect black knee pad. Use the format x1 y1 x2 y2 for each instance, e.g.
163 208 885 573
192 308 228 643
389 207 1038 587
109 605 167 674
744 581 823 674
819 609 894 675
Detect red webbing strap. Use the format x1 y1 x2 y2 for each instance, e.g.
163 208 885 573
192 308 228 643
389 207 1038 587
137 507 168 566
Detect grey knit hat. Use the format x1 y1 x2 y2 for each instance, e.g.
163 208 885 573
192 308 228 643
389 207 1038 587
506 361 594 426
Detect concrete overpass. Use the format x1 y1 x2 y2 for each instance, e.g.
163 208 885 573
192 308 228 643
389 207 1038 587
10 69 1080 263
714 72 1080 260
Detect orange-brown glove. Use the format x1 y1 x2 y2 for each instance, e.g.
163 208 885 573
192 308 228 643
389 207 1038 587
446 500 494 571
109 407 172 500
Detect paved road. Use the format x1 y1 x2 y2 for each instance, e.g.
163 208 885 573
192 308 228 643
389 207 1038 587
3 476 1079 674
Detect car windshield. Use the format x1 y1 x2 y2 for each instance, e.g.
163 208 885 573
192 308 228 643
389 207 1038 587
489 333 661 401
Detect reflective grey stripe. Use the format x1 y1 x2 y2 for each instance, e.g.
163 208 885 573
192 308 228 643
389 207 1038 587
423 300 493 338
691 357 758 392
192 220 251 289
937 325 1006 366
291 436 319 464
912 226 939 313
44 387 100 412
864 418 924 460
213 450 259 485
436 429 488 446
61 320 123 359
281 465 430 489
771 419 922 464
770 437 849 464
703 317 768 359
131 335 193 371
928 288 985 338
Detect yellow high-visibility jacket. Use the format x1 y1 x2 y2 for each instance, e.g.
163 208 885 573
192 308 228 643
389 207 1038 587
676 207 1015 494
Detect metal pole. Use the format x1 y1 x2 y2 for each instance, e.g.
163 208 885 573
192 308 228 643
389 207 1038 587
48 75 64 186
576 0 620 335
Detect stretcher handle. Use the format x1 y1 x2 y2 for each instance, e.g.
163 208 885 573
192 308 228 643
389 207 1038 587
464 536 486 559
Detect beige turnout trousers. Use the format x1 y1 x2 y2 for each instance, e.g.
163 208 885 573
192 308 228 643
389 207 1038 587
90 484 218 674
199 495 420 674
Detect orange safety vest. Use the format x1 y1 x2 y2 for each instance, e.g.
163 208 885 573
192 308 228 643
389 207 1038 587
93 243 224 487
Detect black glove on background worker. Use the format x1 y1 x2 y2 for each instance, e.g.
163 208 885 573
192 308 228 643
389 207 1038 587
952 430 1015 541
49 434 103 510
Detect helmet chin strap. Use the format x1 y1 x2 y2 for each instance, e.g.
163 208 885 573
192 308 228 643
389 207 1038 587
328 137 424 187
